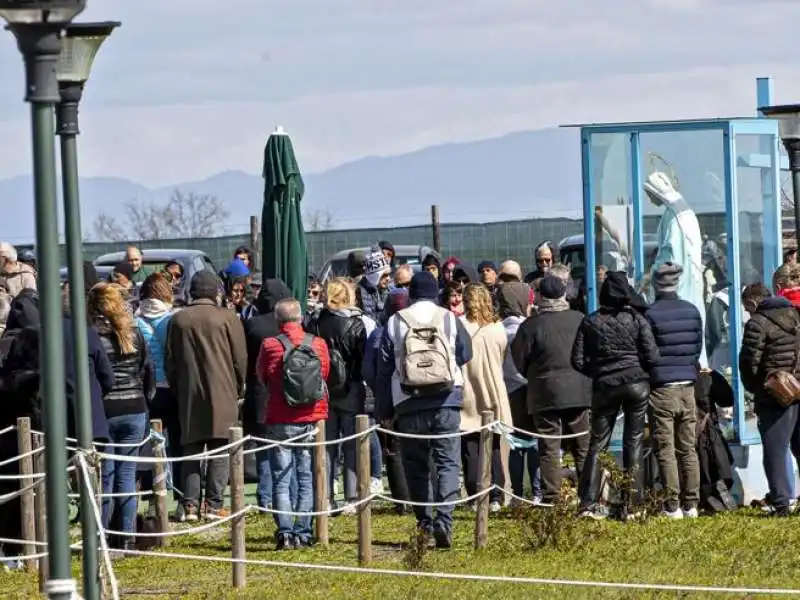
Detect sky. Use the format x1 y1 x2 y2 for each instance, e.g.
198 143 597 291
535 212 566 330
0 0 799 187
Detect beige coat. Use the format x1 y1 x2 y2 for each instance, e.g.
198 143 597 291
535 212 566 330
166 299 247 446
459 319 512 432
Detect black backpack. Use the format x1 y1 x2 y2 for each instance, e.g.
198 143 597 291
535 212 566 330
326 345 350 399
277 334 325 407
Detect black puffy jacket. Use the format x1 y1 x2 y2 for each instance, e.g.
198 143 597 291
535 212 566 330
739 297 800 404
94 318 155 418
571 272 660 391
311 307 367 384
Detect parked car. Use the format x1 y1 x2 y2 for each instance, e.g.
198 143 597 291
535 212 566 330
93 249 219 298
317 245 440 282
60 265 114 287
557 233 659 283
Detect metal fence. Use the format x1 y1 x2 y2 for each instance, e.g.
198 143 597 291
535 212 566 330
34 212 731 276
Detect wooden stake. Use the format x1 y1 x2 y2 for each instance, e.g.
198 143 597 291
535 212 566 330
356 415 372 565
32 432 48 589
249 215 260 271
474 410 493 550
150 419 169 547
16 417 35 570
229 427 246 588
431 205 442 254
313 420 329 547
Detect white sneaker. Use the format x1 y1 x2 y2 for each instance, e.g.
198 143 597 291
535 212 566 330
683 507 699 519
370 477 384 495
660 507 683 520
333 479 341 497
342 502 358 516
489 501 502 513
532 495 543 506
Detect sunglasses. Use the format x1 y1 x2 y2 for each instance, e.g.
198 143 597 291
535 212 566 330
395 282 410 288
308 290 321 298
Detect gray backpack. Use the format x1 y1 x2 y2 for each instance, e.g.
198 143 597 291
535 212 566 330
396 308 454 397
277 334 325 407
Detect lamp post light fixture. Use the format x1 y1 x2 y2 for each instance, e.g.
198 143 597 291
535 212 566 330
56 21 119 600
0 2 85 600
760 104 800 244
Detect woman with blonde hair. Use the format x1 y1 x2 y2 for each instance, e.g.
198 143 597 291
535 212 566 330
459 283 510 512
89 282 155 548
310 277 380 512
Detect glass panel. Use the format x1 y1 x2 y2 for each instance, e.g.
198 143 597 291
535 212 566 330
735 132 781 442
587 132 632 448
637 130 733 435
587 132 633 309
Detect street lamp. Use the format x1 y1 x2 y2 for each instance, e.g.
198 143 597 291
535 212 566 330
760 104 800 244
0 2 85 600
56 21 119 600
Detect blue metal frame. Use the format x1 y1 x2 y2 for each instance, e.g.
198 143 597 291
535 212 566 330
578 116 782 445
630 132 644 282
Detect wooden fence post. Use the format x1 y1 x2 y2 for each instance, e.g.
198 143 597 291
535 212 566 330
150 419 169 546
249 216 260 271
313 420 329 547
474 410 494 550
32 432 48 589
16 417 35 570
229 427 246 588
356 415 372 565
431 205 441 254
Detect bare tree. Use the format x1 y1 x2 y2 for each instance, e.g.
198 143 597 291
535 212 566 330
303 207 336 231
91 213 127 242
90 188 231 241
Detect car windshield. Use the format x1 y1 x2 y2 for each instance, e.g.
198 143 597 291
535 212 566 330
328 254 422 278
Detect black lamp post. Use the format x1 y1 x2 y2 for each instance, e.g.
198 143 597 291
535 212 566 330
760 104 800 245
56 21 118 600
0 3 85 600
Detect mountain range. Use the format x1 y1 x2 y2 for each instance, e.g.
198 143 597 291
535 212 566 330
0 125 734 244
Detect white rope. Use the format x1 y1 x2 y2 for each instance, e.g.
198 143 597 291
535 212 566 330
93 437 248 464
103 549 800 596
504 489 554 508
0 446 44 468
0 550 49 562
68 490 153 500
104 507 250 538
374 487 492 508
242 426 323 455
494 422 589 441
374 421 496 440
0 478 41 507
33 430 155 449
0 464 75 480
0 536 48 547
76 454 120 600
251 496 376 517
0 426 16 438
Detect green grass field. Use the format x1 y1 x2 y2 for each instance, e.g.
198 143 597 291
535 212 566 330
1 503 799 600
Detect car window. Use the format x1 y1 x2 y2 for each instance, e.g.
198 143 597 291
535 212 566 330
193 256 206 274
203 256 217 274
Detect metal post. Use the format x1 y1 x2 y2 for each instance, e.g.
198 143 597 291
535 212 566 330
8 22 75 600
56 80 99 600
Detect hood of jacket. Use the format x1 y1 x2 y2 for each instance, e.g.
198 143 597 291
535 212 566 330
329 306 363 319
497 282 529 318
599 271 633 309
452 262 479 284
254 279 292 314
5 289 39 331
758 296 800 334
138 298 172 320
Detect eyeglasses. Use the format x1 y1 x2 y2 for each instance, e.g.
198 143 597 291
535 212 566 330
395 281 410 288
308 290 321 298
537 257 553 264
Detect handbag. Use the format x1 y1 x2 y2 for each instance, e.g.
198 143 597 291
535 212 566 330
765 326 800 407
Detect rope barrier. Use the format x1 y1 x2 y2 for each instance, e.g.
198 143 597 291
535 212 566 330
103 507 250 538
250 426 370 449
374 422 496 440
0 426 16 438
76 454 120 600
493 422 590 441
242 426 323 455
103 549 800 596
93 437 248 464
0 446 44 468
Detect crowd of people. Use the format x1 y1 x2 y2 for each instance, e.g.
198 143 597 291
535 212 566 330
0 238 798 558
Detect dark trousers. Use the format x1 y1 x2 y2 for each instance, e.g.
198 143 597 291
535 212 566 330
182 439 230 509
533 407 590 503
461 433 505 503
757 402 800 509
579 382 649 509
381 432 410 506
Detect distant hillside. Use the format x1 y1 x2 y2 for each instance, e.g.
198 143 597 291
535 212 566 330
0 126 733 243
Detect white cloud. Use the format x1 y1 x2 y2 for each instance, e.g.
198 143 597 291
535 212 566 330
0 0 797 185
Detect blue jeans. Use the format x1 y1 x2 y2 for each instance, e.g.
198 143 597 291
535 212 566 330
326 408 357 502
396 407 461 536
102 412 148 534
267 423 315 542
509 446 541 498
256 445 298 508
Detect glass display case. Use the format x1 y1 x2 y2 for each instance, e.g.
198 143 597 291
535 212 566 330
575 118 782 445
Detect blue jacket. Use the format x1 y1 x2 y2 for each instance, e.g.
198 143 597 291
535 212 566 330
645 292 703 385
63 316 115 442
137 313 173 386
374 305 472 420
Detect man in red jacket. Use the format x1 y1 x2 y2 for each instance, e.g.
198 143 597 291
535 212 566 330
257 298 329 549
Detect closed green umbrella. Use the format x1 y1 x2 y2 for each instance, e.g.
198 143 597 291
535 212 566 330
261 127 308 305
